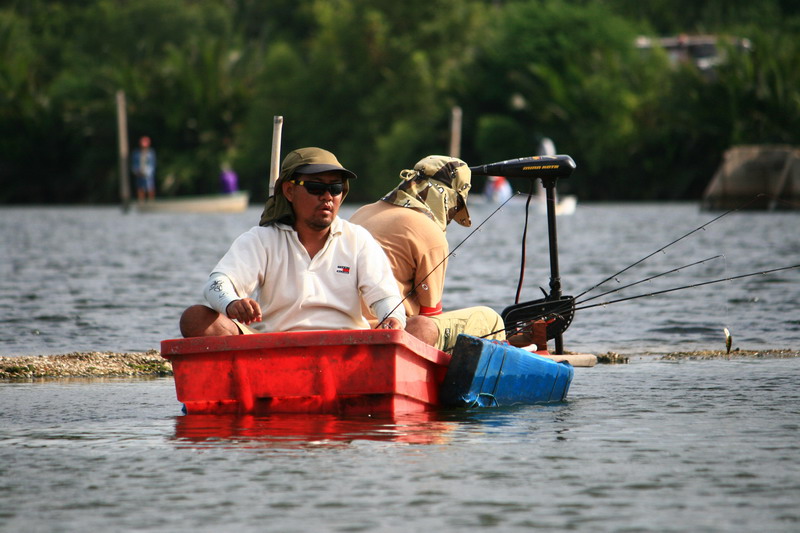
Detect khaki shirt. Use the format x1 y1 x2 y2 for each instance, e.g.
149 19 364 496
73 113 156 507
350 201 447 317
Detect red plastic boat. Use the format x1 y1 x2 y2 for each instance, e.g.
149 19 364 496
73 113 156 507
161 329 451 416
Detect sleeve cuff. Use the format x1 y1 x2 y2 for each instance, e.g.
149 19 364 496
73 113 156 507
419 303 443 316
370 296 407 328
204 272 241 316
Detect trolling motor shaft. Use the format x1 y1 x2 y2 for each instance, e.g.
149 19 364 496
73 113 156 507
470 155 576 354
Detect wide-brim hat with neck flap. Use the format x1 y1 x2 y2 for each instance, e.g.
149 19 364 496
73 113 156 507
259 147 356 226
381 155 471 232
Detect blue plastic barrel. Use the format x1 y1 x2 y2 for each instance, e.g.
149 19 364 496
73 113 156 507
439 334 574 408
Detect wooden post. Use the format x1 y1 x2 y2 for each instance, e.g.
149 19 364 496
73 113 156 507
449 106 462 159
116 90 131 212
269 116 283 198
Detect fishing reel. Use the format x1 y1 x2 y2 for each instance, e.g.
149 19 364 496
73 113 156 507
500 295 575 341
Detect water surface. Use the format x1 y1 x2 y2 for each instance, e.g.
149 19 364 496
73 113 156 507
1 358 798 532
1 203 799 532
2 203 799 356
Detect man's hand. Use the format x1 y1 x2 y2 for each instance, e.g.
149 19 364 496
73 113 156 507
376 317 403 330
226 298 263 325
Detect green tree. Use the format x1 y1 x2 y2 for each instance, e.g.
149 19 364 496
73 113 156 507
236 0 488 202
462 0 668 198
2 0 799 204
0 0 261 202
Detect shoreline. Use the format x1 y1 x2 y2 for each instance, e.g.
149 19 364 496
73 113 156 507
1 348 798 380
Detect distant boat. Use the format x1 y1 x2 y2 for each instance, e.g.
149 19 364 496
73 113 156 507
544 193 577 216
482 175 513 204
137 191 250 214
536 137 577 216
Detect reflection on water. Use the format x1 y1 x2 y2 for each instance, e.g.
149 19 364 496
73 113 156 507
169 406 560 449
172 412 458 448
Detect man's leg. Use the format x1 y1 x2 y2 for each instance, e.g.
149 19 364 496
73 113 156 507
428 306 506 352
179 305 242 337
405 315 439 346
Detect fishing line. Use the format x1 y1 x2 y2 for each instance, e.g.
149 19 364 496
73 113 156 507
571 264 800 312
514 181 538 304
376 191 522 328
498 256 724 336
572 194 766 302
483 262 800 340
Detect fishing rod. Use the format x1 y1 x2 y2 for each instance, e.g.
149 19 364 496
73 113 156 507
497 194 754 346
492 256 725 339
485 263 800 341
493 255 723 335
500 194 767 345
572 194 766 302
572 263 800 312
577 255 724 305
376 190 521 327
500 256 726 343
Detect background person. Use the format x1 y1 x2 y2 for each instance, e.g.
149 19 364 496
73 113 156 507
349 155 507 352
220 162 239 193
131 136 156 203
179 147 405 337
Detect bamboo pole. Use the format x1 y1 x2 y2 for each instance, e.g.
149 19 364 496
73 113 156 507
449 106 462 159
116 90 131 212
269 116 283 197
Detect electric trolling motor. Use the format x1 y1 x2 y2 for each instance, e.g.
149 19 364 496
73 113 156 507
470 154 577 354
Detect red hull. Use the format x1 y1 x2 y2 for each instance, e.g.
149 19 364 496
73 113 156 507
161 330 451 416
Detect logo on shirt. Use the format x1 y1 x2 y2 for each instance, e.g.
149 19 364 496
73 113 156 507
336 265 351 274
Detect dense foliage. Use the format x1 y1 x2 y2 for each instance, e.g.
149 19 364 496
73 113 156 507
2 0 799 203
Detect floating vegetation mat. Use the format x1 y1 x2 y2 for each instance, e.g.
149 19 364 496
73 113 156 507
0 350 172 379
659 349 800 361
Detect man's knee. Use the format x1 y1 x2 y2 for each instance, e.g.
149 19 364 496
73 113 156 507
470 306 505 340
405 315 439 346
180 305 229 337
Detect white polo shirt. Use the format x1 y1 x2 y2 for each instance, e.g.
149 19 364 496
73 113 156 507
208 217 402 333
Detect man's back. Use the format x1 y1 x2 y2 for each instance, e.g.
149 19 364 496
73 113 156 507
350 201 447 317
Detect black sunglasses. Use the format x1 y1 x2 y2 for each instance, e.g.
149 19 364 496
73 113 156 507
290 179 344 196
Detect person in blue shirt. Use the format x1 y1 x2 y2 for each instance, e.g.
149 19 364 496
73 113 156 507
131 136 156 203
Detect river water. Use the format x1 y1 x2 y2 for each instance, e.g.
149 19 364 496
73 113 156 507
2 202 798 356
1 203 799 532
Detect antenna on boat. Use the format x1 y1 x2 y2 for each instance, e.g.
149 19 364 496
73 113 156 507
268 116 283 198
470 154 576 354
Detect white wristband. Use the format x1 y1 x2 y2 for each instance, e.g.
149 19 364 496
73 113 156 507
204 272 240 316
371 296 406 328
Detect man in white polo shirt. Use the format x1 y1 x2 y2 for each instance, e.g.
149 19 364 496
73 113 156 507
179 147 406 337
